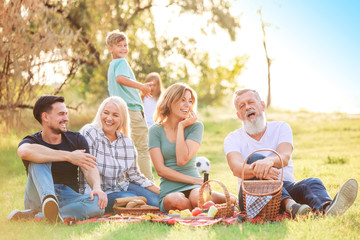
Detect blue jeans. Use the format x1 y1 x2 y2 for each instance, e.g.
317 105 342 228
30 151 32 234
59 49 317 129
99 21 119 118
106 183 160 213
25 162 104 219
238 153 332 212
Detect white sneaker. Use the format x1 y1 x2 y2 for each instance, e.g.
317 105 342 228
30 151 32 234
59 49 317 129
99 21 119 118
42 197 63 223
7 209 37 221
325 178 358 216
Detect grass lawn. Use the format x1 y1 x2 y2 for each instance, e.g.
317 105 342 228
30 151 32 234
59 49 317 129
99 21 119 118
0 107 359 240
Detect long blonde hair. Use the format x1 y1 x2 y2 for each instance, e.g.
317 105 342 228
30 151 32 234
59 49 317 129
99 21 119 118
82 96 130 136
154 83 197 125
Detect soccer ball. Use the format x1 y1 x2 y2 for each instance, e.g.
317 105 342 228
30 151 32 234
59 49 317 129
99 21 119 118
195 156 211 174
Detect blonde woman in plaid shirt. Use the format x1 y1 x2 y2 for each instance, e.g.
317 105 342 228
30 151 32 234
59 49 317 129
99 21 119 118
79 96 159 213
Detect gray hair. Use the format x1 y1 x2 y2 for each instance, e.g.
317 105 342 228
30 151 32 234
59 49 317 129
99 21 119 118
233 89 262 112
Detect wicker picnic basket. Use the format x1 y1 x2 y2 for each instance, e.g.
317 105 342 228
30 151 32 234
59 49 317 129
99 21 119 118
241 149 284 220
198 179 234 218
113 197 160 215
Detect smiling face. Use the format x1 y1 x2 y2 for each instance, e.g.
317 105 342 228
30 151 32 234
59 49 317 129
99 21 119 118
235 91 265 121
108 39 128 59
235 90 267 135
43 102 69 134
170 90 193 120
101 102 121 137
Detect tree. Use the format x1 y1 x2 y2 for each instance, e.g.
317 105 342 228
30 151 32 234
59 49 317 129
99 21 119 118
258 8 272 107
0 0 82 114
1 0 246 120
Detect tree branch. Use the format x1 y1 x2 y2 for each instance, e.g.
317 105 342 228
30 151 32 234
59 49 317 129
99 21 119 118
122 1 153 30
0 102 83 111
53 61 78 95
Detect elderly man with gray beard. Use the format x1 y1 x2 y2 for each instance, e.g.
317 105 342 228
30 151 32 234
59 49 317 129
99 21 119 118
224 89 358 218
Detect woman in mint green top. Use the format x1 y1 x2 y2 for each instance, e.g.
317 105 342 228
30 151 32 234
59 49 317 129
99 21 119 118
149 83 232 212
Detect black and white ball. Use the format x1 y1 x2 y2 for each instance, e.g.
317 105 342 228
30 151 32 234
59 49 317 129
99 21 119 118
195 156 211 174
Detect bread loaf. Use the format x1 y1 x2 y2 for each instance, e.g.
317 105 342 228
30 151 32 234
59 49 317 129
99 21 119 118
125 199 146 208
114 196 147 207
126 201 138 208
132 199 146 205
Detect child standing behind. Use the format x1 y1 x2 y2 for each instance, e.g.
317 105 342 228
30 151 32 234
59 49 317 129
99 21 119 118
106 30 154 181
142 72 163 128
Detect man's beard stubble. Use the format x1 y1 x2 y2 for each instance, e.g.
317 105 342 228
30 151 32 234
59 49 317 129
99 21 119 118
242 110 267 135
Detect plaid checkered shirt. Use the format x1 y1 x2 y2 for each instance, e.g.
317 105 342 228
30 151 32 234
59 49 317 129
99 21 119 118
79 125 153 194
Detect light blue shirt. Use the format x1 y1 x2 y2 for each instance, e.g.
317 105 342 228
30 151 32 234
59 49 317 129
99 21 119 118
107 58 143 111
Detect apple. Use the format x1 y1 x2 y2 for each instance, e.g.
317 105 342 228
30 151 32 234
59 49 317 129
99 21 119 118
202 201 215 209
192 207 202 216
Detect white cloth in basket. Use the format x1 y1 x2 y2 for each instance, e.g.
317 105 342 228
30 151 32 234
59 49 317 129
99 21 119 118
246 194 273 218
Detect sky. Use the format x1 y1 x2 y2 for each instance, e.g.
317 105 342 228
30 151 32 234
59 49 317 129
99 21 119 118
153 0 360 114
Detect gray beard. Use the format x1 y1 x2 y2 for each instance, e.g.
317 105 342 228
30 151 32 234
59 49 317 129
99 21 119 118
242 111 267 135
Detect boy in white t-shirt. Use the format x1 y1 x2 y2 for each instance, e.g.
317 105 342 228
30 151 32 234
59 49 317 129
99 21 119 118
224 89 358 217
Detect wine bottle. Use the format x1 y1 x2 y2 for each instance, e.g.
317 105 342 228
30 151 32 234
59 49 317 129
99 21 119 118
203 173 212 202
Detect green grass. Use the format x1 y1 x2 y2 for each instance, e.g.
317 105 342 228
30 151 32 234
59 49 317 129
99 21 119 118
1 108 360 240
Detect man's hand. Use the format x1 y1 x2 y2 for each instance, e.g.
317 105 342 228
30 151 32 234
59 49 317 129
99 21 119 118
140 82 152 98
69 150 97 170
250 159 275 180
90 188 108 209
262 167 281 180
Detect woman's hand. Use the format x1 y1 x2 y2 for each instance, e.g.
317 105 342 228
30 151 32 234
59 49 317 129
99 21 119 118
179 111 197 128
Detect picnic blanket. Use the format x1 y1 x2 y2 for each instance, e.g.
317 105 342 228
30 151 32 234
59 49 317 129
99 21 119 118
59 211 290 227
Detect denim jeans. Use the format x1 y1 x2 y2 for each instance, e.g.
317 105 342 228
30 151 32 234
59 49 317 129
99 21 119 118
238 153 332 212
106 183 160 212
25 162 104 219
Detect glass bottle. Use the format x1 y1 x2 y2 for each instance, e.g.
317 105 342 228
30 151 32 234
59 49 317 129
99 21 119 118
203 173 212 202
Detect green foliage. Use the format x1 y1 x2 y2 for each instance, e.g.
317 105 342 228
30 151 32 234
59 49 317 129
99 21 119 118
1 109 360 239
326 156 349 165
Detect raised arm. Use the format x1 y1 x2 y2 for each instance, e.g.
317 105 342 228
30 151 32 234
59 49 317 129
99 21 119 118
150 147 203 185
175 113 201 166
18 143 97 170
116 75 152 98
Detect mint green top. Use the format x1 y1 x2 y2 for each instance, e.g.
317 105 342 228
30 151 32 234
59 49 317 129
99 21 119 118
149 121 204 212
107 58 143 111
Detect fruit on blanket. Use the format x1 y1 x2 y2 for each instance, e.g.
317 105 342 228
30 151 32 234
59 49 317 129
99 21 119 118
202 201 215 209
207 205 218 217
180 209 192 218
191 207 202 216
169 209 181 215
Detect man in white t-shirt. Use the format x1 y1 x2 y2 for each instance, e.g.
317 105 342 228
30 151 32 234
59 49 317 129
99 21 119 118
224 89 358 217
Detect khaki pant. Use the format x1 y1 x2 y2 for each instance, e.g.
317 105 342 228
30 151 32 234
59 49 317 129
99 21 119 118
128 110 154 181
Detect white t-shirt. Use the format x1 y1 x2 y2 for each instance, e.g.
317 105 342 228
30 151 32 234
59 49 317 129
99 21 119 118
143 97 157 128
224 121 295 188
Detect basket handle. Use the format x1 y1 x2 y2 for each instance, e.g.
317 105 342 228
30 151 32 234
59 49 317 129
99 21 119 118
241 149 284 196
198 179 232 210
